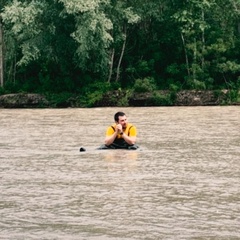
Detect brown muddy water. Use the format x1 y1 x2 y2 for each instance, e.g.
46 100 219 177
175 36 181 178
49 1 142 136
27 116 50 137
0 107 239 240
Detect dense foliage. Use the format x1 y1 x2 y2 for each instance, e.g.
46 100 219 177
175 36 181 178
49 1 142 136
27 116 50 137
1 0 240 102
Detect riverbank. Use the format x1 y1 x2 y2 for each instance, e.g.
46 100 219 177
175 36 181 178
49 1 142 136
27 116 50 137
0 90 239 108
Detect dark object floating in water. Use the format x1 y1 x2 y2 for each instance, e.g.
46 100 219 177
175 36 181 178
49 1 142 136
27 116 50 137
79 147 86 152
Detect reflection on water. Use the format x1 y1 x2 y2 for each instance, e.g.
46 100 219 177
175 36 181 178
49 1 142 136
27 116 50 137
103 150 139 162
0 107 240 240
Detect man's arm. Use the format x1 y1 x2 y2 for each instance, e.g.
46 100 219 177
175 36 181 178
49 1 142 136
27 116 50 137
123 125 137 145
105 131 118 145
121 133 136 145
105 125 118 146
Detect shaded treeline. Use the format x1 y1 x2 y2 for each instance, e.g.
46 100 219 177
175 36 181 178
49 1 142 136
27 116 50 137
0 0 240 100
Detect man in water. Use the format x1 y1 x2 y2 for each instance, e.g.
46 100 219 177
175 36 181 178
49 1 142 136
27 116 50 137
100 111 138 149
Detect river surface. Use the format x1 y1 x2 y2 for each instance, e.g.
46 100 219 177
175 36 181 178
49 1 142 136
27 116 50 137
0 107 239 240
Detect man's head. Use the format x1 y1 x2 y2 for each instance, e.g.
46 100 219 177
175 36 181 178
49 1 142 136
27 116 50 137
114 112 127 128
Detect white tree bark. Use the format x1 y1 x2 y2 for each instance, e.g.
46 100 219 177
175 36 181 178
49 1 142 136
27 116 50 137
107 48 115 83
115 26 126 82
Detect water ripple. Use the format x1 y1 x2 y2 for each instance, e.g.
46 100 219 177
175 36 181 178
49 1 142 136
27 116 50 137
0 107 240 239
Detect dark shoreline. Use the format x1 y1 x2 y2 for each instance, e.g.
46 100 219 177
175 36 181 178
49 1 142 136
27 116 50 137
0 90 239 108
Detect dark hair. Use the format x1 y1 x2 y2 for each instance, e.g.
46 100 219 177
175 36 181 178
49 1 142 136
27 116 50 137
114 112 126 122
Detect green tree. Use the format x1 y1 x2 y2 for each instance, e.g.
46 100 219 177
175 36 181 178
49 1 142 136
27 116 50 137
106 0 140 83
0 14 3 87
1 0 240 94
172 0 240 89
0 0 12 88
2 0 114 91
60 0 113 77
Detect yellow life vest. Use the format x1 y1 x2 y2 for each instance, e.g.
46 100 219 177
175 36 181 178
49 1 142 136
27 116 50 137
107 123 136 139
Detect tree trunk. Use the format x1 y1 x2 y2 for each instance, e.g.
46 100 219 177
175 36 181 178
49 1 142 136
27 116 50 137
107 48 115 83
0 15 4 88
115 25 126 82
193 37 197 81
181 32 190 77
201 9 205 70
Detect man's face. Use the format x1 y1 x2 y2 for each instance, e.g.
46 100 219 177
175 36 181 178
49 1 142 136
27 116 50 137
117 115 127 128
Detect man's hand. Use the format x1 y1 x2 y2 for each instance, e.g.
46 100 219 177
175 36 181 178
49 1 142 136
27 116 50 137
116 124 123 133
105 124 121 146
